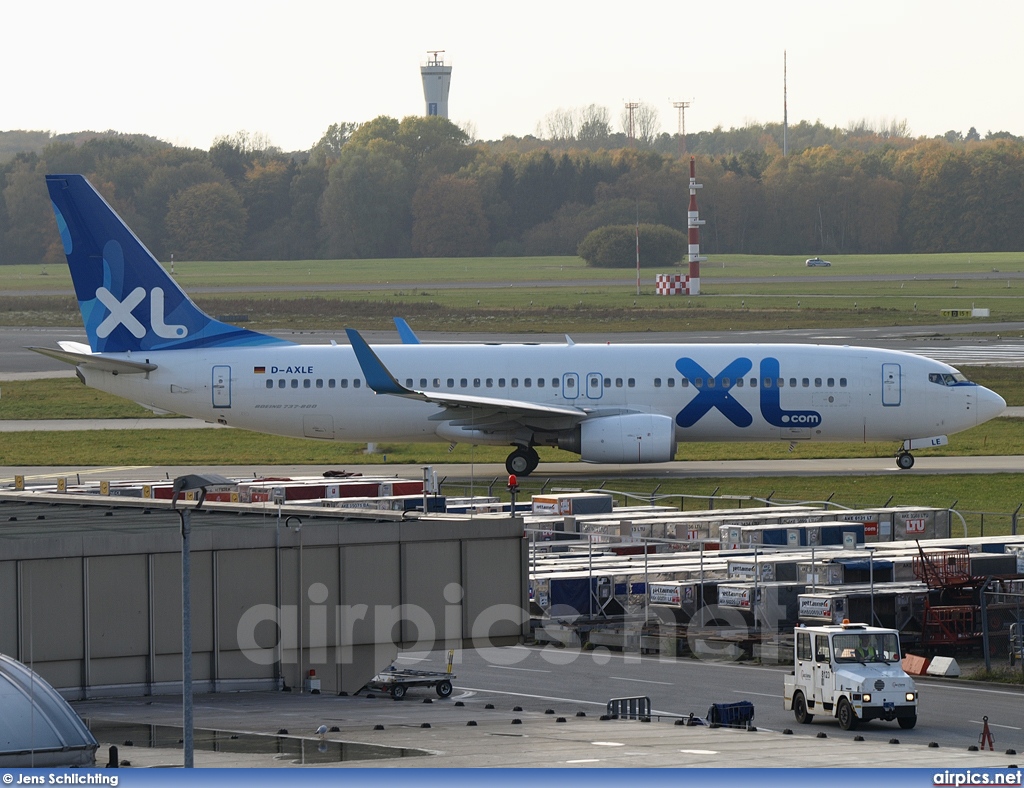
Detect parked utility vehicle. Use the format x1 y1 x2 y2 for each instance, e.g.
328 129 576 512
783 621 918 730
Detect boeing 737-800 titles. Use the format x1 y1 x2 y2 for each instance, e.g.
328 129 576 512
33 175 1006 476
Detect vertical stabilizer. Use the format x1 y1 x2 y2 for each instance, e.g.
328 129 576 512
45 174 291 353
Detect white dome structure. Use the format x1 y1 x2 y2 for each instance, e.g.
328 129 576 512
0 654 97 767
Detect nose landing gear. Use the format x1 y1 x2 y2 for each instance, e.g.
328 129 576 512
896 451 915 470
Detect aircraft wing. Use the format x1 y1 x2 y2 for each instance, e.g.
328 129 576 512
345 328 589 424
28 343 157 374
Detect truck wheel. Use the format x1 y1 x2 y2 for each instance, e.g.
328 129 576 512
793 691 813 724
390 684 406 700
436 680 453 698
898 714 917 730
837 697 859 731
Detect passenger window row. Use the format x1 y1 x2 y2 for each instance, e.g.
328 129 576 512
265 378 363 389
263 375 846 392
399 377 636 389
654 377 848 389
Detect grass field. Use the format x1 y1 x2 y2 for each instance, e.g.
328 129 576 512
0 416 1020 471
4 252 1024 333
6 251 1024 290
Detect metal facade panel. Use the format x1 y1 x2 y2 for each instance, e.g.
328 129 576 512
341 543 401 646
21 558 83 662
88 554 149 659
400 540 461 646
0 563 16 657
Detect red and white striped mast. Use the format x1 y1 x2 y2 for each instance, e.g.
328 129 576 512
687 156 706 295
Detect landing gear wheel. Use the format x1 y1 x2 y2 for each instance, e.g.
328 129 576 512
390 684 406 700
898 714 917 730
505 447 539 476
793 691 813 724
837 697 859 731
436 680 453 698
896 452 915 470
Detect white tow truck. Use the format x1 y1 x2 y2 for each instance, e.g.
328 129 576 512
783 621 918 730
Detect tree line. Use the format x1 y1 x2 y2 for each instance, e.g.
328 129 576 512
2 116 1024 266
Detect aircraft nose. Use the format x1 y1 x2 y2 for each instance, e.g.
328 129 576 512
976 385 1006 425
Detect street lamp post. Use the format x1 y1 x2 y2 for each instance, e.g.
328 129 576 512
866 546 877 627
286 516 303 692
171 473 232 769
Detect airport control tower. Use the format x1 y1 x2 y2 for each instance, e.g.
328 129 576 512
421 50 452 118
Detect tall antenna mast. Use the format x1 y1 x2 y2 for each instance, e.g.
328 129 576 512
624 101 640 146
783 50 788 157
672 99 692 156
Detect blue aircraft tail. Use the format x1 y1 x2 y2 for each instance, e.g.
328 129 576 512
46 174 292 353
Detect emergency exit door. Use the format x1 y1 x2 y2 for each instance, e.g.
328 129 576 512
882 363 901 406
212 365 231 408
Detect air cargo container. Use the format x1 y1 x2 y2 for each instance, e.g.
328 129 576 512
797 583 927 630
715 581 807 630
531 493 614 516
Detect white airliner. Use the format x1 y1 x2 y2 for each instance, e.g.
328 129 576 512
35 174 1006 476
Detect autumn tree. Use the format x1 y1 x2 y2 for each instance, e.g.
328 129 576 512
1 158 58 264
578 224 686 267
411 175 489 256
320 140 413 258
164 182 247 260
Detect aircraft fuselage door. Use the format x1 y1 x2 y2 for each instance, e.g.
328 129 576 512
882 363 901 406
212 365 231 408
586 372 603 400
562 372 579 400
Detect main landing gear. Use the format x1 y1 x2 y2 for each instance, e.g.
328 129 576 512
896 451 915 470
505 446 540 476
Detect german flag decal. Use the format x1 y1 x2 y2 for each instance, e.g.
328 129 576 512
254 366 266 374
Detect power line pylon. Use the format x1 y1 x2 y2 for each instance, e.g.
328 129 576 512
672 99 692 156
624 101 640 146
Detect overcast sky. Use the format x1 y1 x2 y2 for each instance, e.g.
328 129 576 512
7 0 1022 152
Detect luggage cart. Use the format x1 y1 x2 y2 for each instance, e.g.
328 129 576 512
359 651 456 700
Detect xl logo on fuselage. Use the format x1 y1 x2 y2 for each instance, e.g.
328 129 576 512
674 357 822 429
95 286 188 339
674 357 753 428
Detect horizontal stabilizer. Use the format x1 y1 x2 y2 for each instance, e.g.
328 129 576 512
28 346 156 374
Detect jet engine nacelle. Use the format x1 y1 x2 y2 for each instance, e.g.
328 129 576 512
573 414 677 464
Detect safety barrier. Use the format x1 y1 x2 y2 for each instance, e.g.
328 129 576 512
607 696 651 720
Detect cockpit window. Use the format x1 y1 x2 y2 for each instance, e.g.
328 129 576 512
929 372 969 386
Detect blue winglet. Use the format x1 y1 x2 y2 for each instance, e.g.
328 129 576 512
345 329 408 395
393 317 421 344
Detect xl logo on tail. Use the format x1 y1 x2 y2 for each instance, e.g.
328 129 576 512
95 287 188 339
